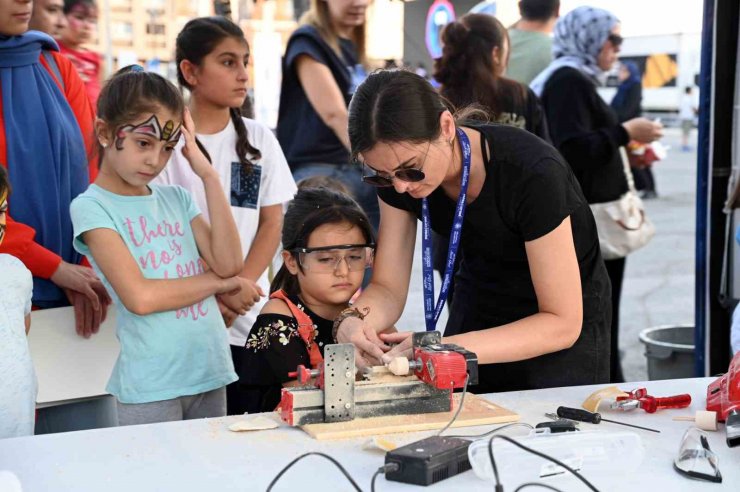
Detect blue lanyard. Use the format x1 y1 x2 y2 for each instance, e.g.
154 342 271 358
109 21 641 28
421 128 471 332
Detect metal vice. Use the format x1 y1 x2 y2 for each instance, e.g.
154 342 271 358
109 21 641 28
279 331 478 426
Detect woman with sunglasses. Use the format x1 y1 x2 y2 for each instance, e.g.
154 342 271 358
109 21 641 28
531 6 663 383
333 69 611 394
241 187 375 412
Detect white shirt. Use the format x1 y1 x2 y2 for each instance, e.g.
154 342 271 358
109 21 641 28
679 93 696 120
0 254 36 438
155 117 297 345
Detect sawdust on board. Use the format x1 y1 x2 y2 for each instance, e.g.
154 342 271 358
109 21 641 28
306 393 495 429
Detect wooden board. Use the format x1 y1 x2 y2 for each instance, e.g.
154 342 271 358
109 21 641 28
301 393 519 440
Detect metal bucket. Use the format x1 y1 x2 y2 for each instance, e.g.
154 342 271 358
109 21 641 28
638 325 695 380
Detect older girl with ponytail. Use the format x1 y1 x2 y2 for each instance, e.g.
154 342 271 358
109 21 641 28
154 16 297 415
434 13 549 141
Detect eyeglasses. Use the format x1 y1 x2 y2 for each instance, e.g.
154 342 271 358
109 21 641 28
292 244 375 274
360 141 431 188
608 33 623 48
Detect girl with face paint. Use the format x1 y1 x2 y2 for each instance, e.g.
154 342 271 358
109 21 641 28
58 0 101 105
0 165 37 439
69 66 245 426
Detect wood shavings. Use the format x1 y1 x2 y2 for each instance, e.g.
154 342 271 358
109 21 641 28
228 416 280 432
362 436 398 452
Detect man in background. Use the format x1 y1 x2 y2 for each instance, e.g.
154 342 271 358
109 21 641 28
29 0 67 38
507 0 560 85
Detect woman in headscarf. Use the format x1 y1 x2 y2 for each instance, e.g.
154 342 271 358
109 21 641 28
610 61 642 122
532 6 662 382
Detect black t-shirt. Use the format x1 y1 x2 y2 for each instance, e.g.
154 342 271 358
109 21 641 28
541 67 630 204
276 25 362 168
240 293 335 413
491 86 551 143
448 86 550 143
378 124 611 393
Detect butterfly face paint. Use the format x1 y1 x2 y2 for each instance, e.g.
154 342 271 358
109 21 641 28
114 115 182 151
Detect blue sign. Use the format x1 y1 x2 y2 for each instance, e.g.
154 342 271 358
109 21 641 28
425 0 456 59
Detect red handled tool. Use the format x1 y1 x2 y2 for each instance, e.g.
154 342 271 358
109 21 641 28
612 387 692 413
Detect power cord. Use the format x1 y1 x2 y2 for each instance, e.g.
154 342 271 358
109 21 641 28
370 463 399 492
487 435 600 492
513 483 565 492
437 373 470 436
445 422 535 440
265 452 363 492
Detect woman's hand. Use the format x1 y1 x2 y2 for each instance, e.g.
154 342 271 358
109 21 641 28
623 117 663 144
51 261 104 304
336 316 390 369
180 108 215 180
379 332 414 364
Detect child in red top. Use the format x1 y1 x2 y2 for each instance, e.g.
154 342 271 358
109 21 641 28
58 0 101 105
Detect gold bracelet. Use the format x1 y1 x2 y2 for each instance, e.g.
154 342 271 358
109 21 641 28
332 306 370 343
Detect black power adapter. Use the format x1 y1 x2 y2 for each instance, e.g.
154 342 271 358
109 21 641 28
384 436 472 486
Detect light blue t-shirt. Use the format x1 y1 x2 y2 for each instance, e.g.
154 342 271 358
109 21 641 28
0 254 36 438
70 184 237 404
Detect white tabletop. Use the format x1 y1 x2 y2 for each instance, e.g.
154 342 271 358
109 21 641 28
0 378 737 491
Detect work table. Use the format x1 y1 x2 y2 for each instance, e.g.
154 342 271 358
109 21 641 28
1 377 737 491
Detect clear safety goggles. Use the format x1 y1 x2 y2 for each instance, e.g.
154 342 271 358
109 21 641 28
673 427 722 483
292 244 375 274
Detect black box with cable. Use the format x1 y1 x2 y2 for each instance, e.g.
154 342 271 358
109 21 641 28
384 436 472 486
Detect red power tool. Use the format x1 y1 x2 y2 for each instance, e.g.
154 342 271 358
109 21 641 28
706 351 740 447
403 331 478 390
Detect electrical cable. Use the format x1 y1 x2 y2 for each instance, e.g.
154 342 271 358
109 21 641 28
487 435 600 492
436 373 470 436
445 422 535 440
370 463 399 492
265 452 363 492
513 483 565 492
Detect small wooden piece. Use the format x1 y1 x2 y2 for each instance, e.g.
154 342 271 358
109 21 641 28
581 386 629 412
301 393 519 440
388 357 410 376
673 410 718 431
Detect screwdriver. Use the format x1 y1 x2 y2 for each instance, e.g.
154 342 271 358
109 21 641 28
557 406 661 433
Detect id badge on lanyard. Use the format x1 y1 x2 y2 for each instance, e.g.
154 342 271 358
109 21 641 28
421 128 472 331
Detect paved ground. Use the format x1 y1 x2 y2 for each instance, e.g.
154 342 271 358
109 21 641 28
396 128 697 382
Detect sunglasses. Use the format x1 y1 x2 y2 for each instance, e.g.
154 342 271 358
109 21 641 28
361 164 426 187
360 141 431 188
608 33 623 48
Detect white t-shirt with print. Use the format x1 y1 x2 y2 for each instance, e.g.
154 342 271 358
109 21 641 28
155 117 297 346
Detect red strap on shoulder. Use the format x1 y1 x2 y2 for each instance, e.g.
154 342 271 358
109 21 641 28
270 290 323 368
